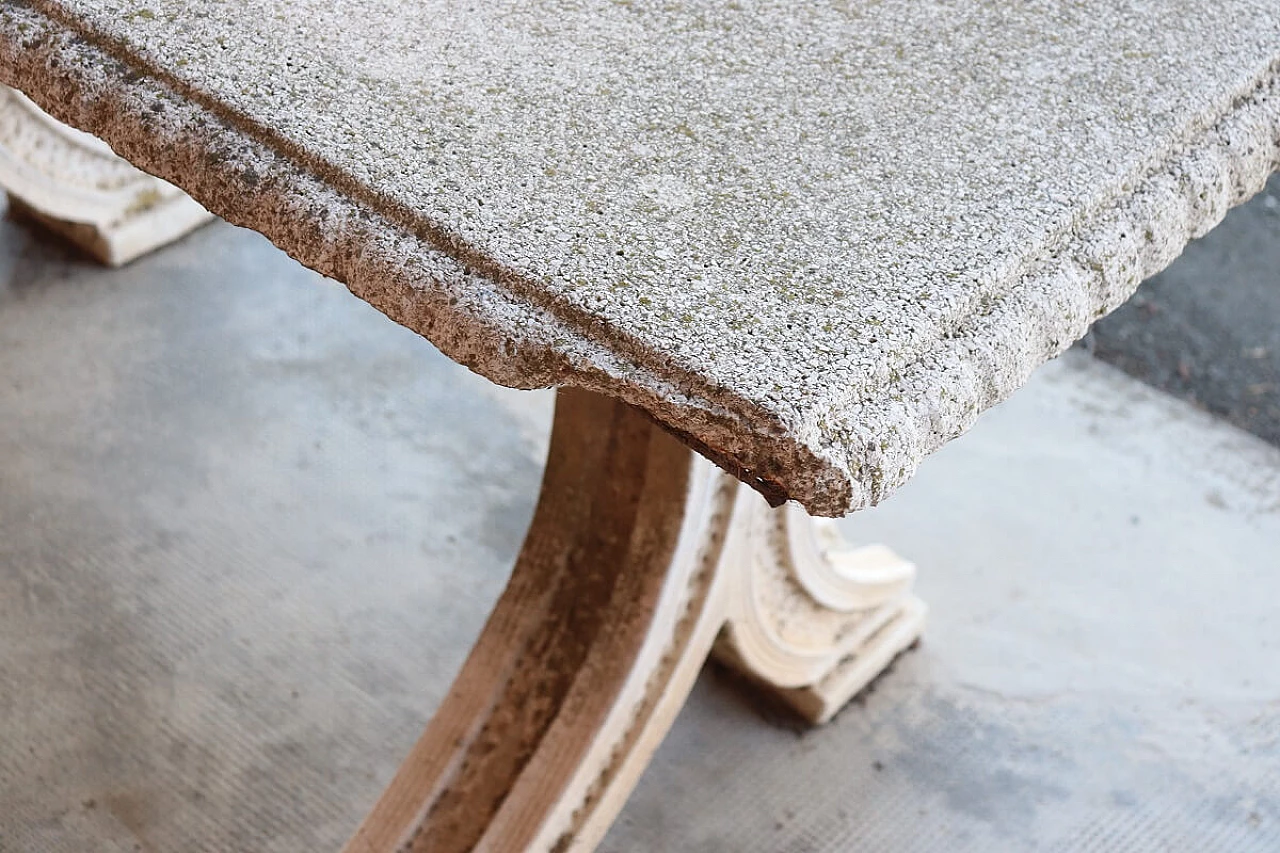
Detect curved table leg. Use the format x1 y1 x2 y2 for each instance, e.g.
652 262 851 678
345 389 926 853
0 85 211 266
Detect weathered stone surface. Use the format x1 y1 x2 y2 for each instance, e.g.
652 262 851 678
2 0 1278 515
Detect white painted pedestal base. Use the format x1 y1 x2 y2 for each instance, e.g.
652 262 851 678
0 86 212 266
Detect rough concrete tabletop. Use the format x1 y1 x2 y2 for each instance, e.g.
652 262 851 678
2 0 1278 515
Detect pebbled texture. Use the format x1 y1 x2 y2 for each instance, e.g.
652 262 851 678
1 0 1278 514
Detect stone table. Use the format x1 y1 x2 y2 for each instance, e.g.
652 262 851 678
1 1 1277 850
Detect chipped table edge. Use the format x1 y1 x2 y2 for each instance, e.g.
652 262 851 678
2 3 1278 515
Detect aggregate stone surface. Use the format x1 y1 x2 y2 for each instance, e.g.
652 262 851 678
2 0 1280 513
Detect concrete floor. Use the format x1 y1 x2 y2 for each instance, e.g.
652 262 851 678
1 211 1278 852
1088 174 1280 446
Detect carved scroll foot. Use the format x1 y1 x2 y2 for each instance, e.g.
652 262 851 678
0 86 212 266
714 500 927 725
345 389 925 853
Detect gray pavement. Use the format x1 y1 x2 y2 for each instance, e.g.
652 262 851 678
1087 174 1280 447
1 208 1278 852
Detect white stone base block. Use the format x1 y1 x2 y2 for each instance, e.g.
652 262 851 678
0 86 212 266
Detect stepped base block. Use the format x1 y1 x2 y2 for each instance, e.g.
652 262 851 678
0 86 212 266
